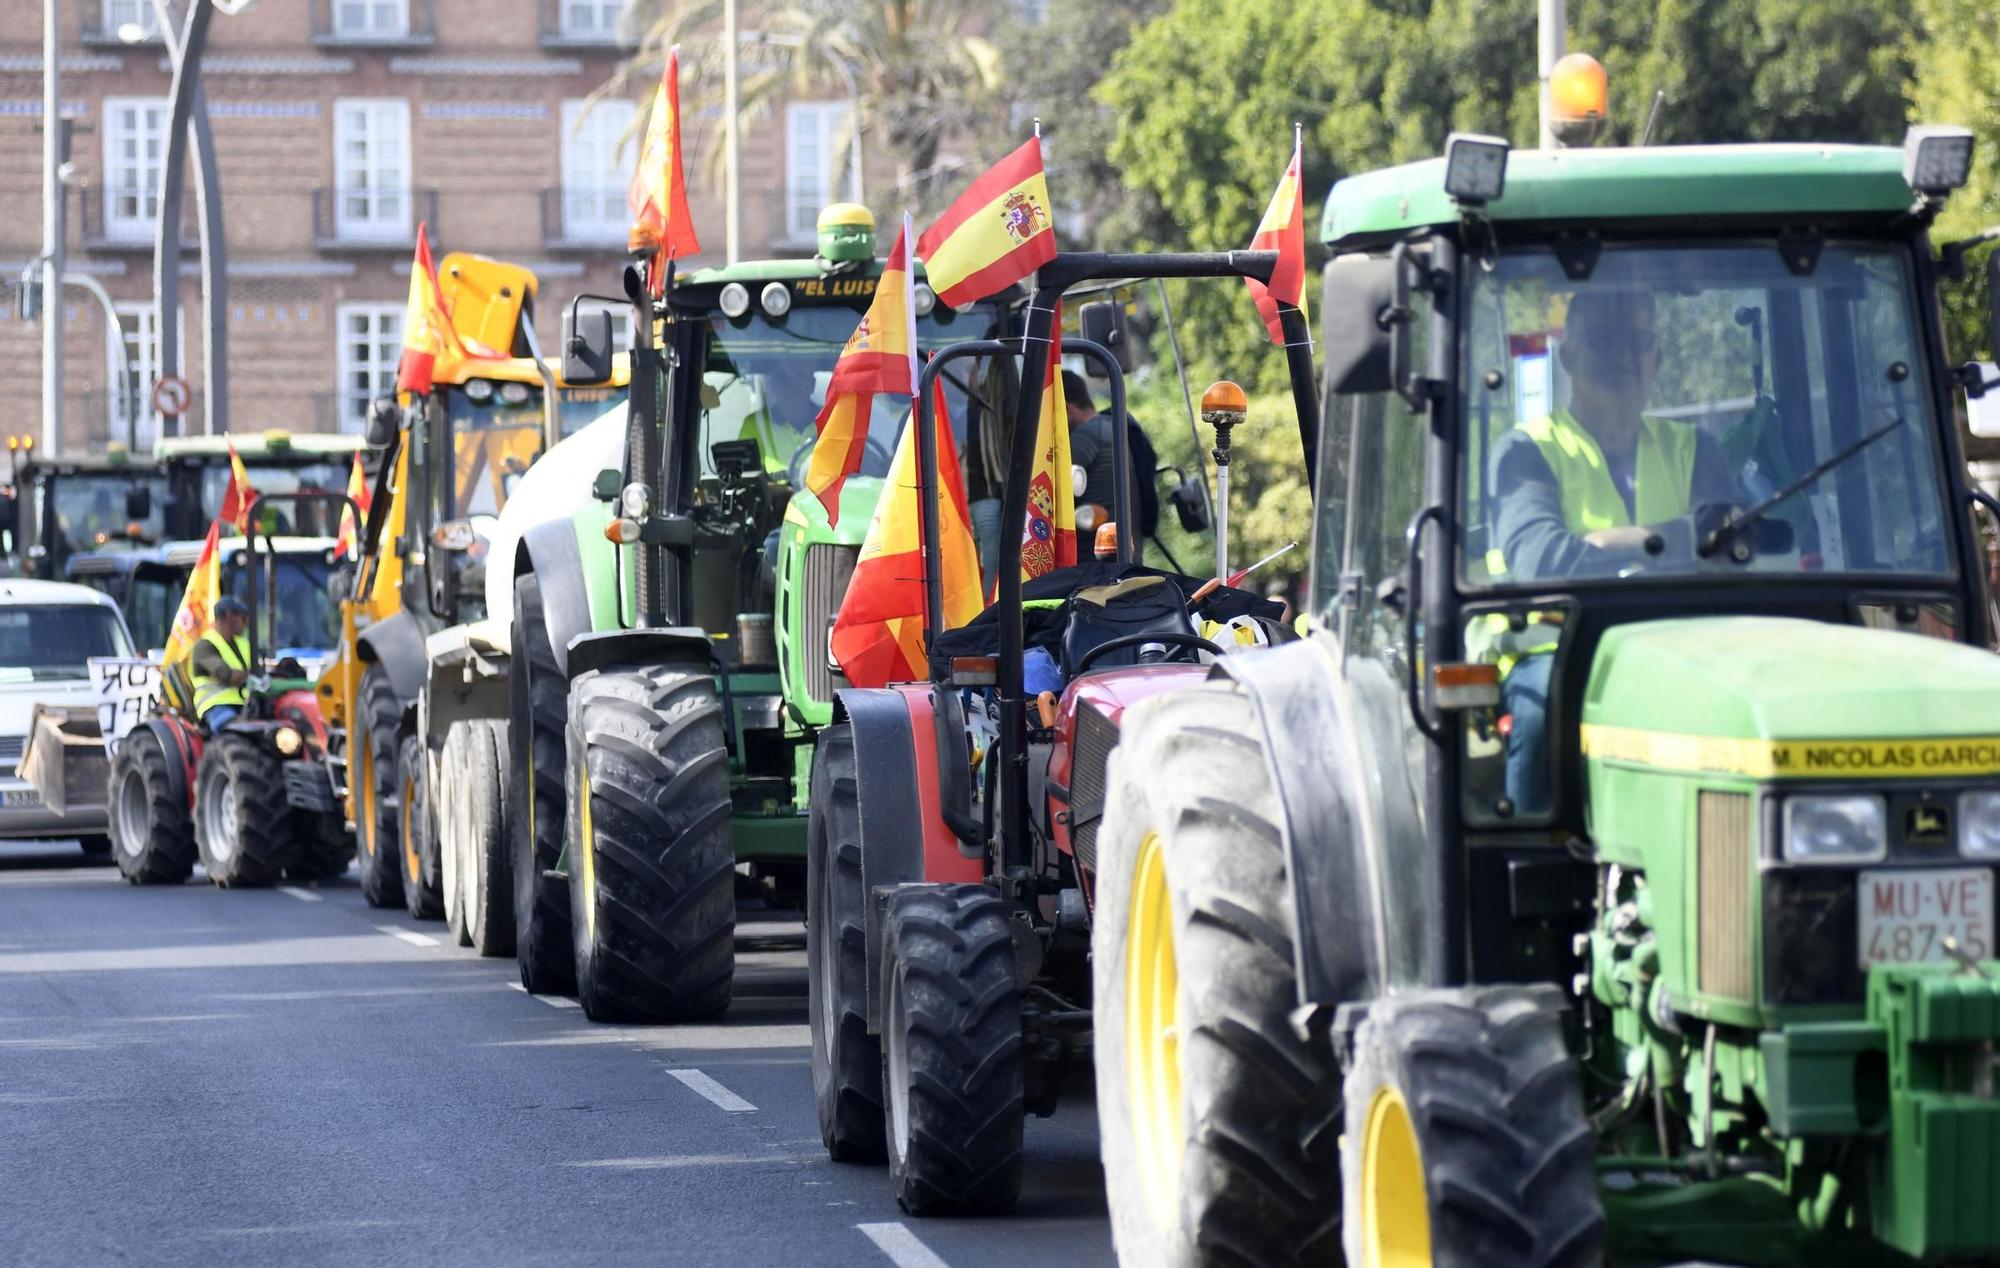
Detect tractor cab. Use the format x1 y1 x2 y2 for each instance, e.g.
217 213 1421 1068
10 446 168 578
155 431 363 542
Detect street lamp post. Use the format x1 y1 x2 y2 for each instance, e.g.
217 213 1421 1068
41 0 62 454
149 0 231 439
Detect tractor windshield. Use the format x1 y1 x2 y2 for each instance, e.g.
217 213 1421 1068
221 549 341 655
1458 242 1954 589
42 471 168 559
199 461 349 537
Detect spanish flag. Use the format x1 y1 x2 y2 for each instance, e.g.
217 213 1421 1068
217 442 256 533
1245 133 1308 345
831 384 984 688
160 519 223 706
397 222 459 395
1020 304 1076 579
628 45 700 295
335 451 369 560
806 217 919 527
915 137 1058 308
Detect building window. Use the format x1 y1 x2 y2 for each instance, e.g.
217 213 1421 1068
101 0 161 39
336 303 402 432
560 99 636 243
103 97 167 242
561 0 627 39
334 99 411 241
108 303 176 449
785 102 848 243
333 0 409 38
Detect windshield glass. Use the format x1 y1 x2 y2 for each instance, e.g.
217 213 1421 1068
222 550 340 654
441 385 628 517
43 472 168 557
200 461 350 537
701 299 1004 483
1460 242 1952 588
0 604 132 681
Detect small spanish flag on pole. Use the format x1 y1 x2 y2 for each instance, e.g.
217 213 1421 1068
217 442 257 533
628 45 700 296
1245 126 1308 345
1020 301 1076 579
915 134 1058 308
396 222 458 395
335 451 369 559
806 216 920 527
160 519 223 707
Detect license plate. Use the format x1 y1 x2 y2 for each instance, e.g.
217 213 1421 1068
1858 867 1994 966
0 788 39 808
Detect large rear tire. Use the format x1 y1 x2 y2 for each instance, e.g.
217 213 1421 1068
880 883 1024 1216
509 573 574 995
355 665 405 907
1093 680 1342 1266
109 728 195 885
194 732 297 888
807 724 885 1162
399 732 443 919
1341 986 1605 1268
451 717 514 957
565 663 734 1023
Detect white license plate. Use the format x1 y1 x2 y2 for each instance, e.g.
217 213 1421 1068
0 788 39 808
1858 867 1994 966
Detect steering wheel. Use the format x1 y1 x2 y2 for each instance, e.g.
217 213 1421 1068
1074 631 1226 676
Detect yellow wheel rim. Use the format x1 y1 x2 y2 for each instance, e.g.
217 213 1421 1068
1360 1086 1432 1268
358 739 377 860
402 771 422 888
1125 831 1183 1224
577 764 597 942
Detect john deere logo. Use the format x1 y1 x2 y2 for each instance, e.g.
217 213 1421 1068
1905 804 1949 847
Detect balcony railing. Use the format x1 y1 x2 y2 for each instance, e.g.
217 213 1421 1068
81 185 199 251
311 0 436 47
539 0 637 50
540 186 631 251
80 0 165 47
311 187 436 252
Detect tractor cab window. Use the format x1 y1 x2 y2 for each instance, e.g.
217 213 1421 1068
442 387 546 518
223 549 340 655
1459 242 1953 591
44 472 168 559
199 461 348 537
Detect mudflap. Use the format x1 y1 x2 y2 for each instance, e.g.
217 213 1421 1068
835 685 983 1033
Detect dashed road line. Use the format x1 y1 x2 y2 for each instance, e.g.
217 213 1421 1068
666 1067 757 1112
277 887 322 903
374 925 440 948
857 1222 951 1268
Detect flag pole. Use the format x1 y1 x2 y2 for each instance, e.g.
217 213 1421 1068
1280 122 1320 493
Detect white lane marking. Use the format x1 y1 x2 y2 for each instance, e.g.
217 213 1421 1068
536 994 580 1010
278 887 322 903
373 925 439 948
665 1067 757 1112
506 982 526 993
857 1222 951 1268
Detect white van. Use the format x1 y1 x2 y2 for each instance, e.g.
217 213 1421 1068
0 579 136 853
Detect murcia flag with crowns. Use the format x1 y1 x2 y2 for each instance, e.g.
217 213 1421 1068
1245 132 1308 345
805 217 919 527
915 137 1058 308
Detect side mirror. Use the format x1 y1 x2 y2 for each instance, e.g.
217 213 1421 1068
563 305 614 387
124 485 151 522
1079 299 1134 373
1320 251 1402 397
1986 251 2000 358
365 397 399 449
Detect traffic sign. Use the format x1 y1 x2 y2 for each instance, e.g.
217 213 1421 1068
151 375 191 418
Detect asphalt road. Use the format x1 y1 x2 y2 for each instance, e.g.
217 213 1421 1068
0 841 1115 1268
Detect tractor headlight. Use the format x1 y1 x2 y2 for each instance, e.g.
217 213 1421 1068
719 282 751 319
272 725 303 757
1958 791 2000 857
498 381 532 407
1783 794 1886 863
913 283 937 318
463 378 495 404
760 282 792 318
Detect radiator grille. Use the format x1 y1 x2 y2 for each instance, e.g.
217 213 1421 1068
1069 702 1119 875
802 543 859 703
1697 790 1755 1002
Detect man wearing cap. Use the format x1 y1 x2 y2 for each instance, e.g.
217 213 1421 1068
190 596 253 731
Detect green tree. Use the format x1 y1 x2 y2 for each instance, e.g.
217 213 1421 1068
1906 0 2000 361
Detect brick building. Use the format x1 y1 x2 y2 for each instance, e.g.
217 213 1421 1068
0 0 867 456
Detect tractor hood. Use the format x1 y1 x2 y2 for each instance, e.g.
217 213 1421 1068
1580 616 2000 778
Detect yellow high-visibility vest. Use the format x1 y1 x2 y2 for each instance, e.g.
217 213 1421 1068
192 628 251 716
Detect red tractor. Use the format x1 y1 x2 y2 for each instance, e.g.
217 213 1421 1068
804 250 1313 1212
109 492 358 887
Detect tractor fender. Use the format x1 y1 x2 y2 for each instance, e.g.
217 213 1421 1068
516 518 595 679
139 714 202 812
835 685 983 1032
354 609 427 708
1208 635 1430 1018
564 628 713 683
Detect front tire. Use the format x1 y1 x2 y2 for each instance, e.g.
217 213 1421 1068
451 718 513 956
509 573 574 995
194 732 296 888
109 728 195 885
880 883 1023 1216
355 665 405 907
1342 986 1605 1268
399 732 443 920
807 725 884 1162
1093 680 1342 1266
565 664 735 1023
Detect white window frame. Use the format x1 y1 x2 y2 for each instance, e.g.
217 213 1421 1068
103 96 168 243
336 303 403 433
560 0 627 40
785 101 848 244
101 0 161 39
333 99 412 242
560 99 636 243
332 0 409 38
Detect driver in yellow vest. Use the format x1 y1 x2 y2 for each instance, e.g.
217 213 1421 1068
1489 289 1739 812
190 596 252 731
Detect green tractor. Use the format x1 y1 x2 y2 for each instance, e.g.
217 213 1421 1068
1092 127 2000 1266
507 205 1007 1017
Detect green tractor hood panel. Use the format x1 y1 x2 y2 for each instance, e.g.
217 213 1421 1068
1581 617 2000 779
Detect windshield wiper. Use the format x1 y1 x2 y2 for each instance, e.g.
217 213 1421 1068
1698 416 1903 559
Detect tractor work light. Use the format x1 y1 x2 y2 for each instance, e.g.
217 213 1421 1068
1443 132 1510 205
760 282 792 319
463 379 495 404
1783 794 1887 863
1904 125 1975 196
718 282 751 319
1958 791 2000 857
272 725 302 757
498 381 531 407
